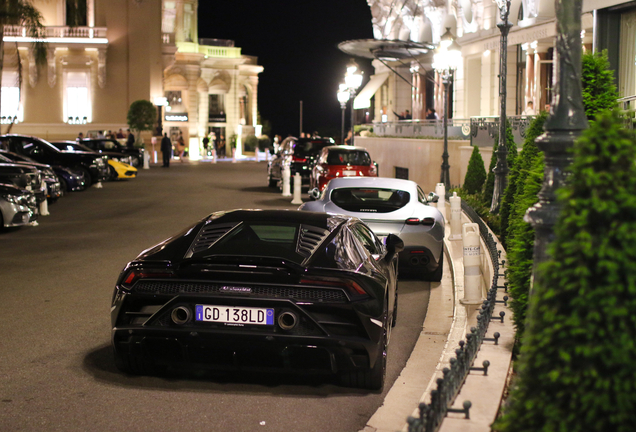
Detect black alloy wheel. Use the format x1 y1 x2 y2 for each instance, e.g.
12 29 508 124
79 167 92 188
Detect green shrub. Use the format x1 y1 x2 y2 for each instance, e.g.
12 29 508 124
500 111 548 248
257 135 272 151
496 109 636 432
483 141 497 207
463 146 487 195
582 50 619 120
242 135 259 152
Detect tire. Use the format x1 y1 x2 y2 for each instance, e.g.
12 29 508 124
339 310 388 391
268 174 277 188
427 251 444 282
79 167 92 188
113 348 154 375
392 286 398 327
109 165 118 181
59 177 68 194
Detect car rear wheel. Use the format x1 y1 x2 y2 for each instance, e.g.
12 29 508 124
339 310 387 391
109 165 118 180
59 177 68 193
113 349 154 375
427 251 444 282
79 167 92 188
268 173 277 188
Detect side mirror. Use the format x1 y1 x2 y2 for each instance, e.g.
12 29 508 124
309 188 321 200
384 234 405 261
427 192 439 203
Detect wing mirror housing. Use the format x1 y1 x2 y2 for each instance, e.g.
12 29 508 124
427 192 439 203
384 234 405 262
309 188 321 200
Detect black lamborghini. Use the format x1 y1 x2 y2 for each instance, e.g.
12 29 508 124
111 209 403 390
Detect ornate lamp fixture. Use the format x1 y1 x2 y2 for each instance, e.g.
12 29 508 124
337 84 350 145
343 59 363 146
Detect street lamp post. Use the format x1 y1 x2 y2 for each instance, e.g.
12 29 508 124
432 29 462 189
337 84 350 145
343 59 363 146
525 0 588 286
490 0 513 213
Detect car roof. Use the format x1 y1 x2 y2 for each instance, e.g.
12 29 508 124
323 145 368 152
207 209 351 231
324 176 419 192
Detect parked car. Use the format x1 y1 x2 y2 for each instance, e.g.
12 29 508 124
300 177 444 281
111 209 403 390
50 141 136 181
0 134 109 187
267 137 335 188
0 162 46 204
53 166 87 193
0 183 38 228
80 138 144 167
309 145 378 192
0 150 62 202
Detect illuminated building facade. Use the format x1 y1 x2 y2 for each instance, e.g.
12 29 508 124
4 0 262 159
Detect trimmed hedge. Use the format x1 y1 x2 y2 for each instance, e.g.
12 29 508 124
496 108 636 432
582 50 619 120
463 146 487 195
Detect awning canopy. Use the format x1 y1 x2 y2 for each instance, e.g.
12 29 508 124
353 73 389 110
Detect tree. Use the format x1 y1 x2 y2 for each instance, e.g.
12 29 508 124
127 100 157 144
463 146 487 195
582 50 619 120
496 109 636 432
483 121 517 208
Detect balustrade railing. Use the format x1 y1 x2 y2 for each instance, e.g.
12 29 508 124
3 25 107 39
369 119 471 140
407 199 505 432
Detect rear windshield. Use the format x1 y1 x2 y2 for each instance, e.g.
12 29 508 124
327 150 371 166
50 142 92 152
331 188 411 213
200 223 302 262
294 140 332 156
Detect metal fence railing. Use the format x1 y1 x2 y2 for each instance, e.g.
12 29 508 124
407 199 505 432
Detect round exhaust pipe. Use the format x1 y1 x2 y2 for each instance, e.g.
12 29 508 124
409 256 420 266
277 311 298 330
171 306 191 325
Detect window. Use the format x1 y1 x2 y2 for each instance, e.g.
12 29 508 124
66 0 87 26
65 71 91 124
1 71 21 124
208 94 225 122
162 1 176 33
331 188 411 213
352 224 381 256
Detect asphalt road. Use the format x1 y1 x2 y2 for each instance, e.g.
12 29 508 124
0 161 431 432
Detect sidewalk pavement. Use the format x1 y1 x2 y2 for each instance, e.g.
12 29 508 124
362 209 514 432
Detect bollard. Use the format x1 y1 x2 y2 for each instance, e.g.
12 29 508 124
256 149 261 163
291 172 303 205
232 147 237 163
281 165 292 197
39 186 50 216
211 148 217 164
461 223 482 304
143 151 150 169
95 181 103 189
435 183 446 220
449 192 462 240
153 150 157 164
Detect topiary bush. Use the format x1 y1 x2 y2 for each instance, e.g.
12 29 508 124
242 135 259 152
496 108 636 432
483 121 517 210
463 146 487 195
582 50 619 120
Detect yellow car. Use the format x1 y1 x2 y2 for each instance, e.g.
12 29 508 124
108 159 137 180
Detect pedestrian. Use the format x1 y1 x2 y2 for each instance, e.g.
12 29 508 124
404 110 412 119
523 101 535 115
161 133 172 167
77 132 84 141
426 108 438 120
344 130 352 145
202 135 210 157
116 128 125 139
176 132 186 162
126 129 135 149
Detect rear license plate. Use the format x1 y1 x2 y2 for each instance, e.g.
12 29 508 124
195 305 275 325
343 170 356 176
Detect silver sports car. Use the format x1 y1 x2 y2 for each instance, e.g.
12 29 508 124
300 177 444 281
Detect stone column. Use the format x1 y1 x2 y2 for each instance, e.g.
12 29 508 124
185 64 200 158
523 43 535 107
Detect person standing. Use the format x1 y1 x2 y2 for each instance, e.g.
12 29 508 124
176 132 186 162
126 129 135 149
523 101 535 115
202 135 210 157
161 133 172 167
344 130 352 145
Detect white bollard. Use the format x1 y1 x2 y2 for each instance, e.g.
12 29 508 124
211 149 217 164
232 147 237 163
449 192 462 240
461 223 482 304
95 181 103 189
39 188 50 216
435 183 446 220
256 149 261 163
281 165 292 197
143 152 150 169
153 150 157 164
291 172 303 205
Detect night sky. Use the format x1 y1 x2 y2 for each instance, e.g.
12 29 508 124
198 1 374 139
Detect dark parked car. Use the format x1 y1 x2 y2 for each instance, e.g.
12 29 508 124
0 134 109 187
0 162 46 204
50 141 135 181
267 137 335 188
111 209 403 390
0 150 62 202
80 138 144 167
0 183 38 228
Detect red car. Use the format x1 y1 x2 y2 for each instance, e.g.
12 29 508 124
310 145 377 192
